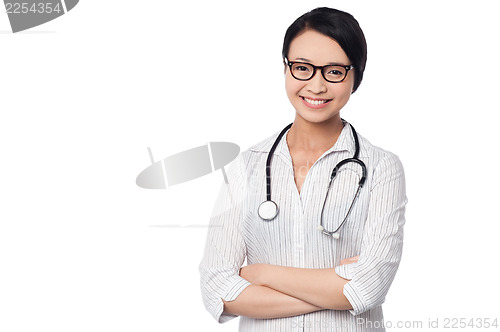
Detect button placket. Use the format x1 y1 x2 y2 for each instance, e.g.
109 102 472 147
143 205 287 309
295 207 306 267
292 204 302 266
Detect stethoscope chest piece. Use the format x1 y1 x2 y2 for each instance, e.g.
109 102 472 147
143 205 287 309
258 200 278 221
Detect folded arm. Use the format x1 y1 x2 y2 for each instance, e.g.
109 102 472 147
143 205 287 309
253 264 353 310
222 284 323 319
222 256 358 318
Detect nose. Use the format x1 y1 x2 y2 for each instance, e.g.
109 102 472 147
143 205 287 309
306 68 327 94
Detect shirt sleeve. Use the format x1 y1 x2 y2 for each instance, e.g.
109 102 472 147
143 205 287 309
335 152 408 315
198 154 251 323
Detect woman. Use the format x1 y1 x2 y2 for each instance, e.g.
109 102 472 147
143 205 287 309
199 7 407 331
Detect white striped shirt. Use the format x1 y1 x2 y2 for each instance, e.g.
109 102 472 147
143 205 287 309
199 121 407 331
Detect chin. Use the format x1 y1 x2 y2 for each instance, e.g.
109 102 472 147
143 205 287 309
296 111 339 125
294 104 338 122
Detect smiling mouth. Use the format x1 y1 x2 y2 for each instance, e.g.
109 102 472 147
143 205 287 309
301 97 332 106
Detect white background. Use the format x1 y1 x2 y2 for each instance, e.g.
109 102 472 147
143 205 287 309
1 0 499 331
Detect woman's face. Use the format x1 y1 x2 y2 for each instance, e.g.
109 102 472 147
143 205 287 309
285 29 355 125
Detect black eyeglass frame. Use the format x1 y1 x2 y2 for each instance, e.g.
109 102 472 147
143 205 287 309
284 58 354 83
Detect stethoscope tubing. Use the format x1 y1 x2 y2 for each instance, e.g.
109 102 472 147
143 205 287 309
265 123 293 201
259 120 367 239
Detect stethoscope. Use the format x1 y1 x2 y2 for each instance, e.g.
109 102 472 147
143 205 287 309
257 121 367 239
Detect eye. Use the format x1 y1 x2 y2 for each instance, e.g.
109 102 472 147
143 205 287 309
327 69 343 76
295 65 311 72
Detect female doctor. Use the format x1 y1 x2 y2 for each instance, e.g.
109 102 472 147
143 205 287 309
199 7 407 331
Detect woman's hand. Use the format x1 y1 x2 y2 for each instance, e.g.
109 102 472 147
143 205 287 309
240 264 267 285
339 255 360 266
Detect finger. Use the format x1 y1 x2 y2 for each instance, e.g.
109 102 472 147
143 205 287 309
339 255 360 266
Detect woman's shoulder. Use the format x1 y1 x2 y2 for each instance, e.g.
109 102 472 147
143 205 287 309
231 128 287 176
245 129 284 154
356 130 404 171
228 128 283 174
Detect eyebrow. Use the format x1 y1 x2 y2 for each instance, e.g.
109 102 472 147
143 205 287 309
294 57 348 66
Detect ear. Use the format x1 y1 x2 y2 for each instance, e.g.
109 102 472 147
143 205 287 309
283 59 287 75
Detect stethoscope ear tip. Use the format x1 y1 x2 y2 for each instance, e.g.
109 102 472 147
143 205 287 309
318 225 340 239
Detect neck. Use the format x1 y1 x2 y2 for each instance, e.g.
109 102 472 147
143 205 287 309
286 115 344 152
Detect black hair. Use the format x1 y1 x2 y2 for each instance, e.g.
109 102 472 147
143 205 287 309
282 7 367 93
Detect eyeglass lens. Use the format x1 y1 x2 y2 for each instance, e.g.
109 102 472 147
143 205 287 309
291 63 348 82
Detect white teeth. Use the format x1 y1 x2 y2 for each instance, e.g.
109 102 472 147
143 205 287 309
304 97 329 105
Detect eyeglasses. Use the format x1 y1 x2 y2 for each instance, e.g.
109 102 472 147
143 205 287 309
285 58 354 83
